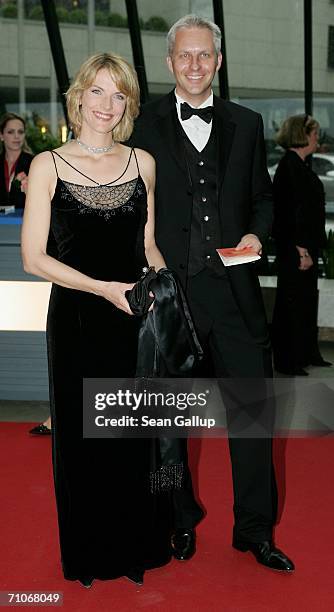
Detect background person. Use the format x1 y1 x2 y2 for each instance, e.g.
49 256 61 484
0 112 32 208
272 114 331 375
21 52 173 588
0 112 51 435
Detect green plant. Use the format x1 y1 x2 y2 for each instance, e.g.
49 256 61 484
56 7 69 23
28 6 44 21
25 123 60 155
68 8 87 24
95 10 108 27
1 3 17 18
144 16 169 32
107 12 127 28
323 229 334 278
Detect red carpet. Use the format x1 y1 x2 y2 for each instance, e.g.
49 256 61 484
0 423 333 611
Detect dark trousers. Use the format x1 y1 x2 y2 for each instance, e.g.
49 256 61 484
272 248 321 371
181 268 278 542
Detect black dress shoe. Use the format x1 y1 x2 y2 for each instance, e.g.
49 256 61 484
233 538 295 572
293 367 309 376
29 423 52 435
78 577 94 588
124 568 144 585
171 528 196 561
310 358 332 367
275 366 309 376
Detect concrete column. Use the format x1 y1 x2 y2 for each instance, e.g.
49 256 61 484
87 0 95 56
50 56 58 138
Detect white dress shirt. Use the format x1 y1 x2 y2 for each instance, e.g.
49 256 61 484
175 90 213 152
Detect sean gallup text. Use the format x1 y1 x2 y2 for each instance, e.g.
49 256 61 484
94 415 216 429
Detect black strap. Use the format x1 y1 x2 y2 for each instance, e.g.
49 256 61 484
132 147 140 174
50 148 136 186
51 150 99 184
50 151 59 178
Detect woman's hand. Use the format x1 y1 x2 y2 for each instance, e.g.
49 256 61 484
101 281 135 314
101 282 155 315
20 177 29 193
296 245 313 270
16 171 28 193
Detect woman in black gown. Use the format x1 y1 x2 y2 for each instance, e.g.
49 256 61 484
272 114 329 375
21 53 172 587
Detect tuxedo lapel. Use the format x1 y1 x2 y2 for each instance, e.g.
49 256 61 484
213 96 236 194
152 93 236 193
154 92 192 187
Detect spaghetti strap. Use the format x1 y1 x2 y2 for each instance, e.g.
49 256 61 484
50 151 59 178
51 151 99 185
132 148 140 174
108 147 135 183
50 148 137 186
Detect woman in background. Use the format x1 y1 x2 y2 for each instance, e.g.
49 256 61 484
272 114 330 375
0 113 48 432
0 113 49 433
0 112 32 208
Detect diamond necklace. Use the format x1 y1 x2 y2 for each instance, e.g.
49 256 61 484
76 138 115 154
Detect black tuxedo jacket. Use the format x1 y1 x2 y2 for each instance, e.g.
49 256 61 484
130 92 273 342
0 151 33 208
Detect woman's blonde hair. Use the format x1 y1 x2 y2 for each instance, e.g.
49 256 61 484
66 52 140 141
0 112 32 154
276 114 319 149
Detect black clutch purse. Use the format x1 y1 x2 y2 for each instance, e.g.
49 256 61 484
125 266 157 316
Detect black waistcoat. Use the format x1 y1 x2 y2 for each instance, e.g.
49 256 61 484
181 124 224 277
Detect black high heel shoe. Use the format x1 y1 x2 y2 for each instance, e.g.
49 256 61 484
29 423 52 435
124 568 144 585
78 577 94 589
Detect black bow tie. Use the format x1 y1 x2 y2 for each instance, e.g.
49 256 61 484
180 102 213 124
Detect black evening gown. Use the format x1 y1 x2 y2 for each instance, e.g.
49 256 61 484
47 149 172 582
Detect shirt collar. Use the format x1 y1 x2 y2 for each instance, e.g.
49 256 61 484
174 90 213 112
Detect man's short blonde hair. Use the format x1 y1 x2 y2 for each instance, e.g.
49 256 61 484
66 52 140 141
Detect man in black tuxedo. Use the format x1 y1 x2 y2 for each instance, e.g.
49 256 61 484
131 14 294 572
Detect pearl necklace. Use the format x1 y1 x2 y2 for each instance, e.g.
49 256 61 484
76 138 115 154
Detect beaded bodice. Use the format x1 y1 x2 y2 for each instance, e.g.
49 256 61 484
49 148 148 282
60 177 138 209
58 176 146 220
